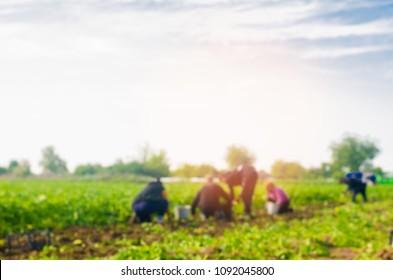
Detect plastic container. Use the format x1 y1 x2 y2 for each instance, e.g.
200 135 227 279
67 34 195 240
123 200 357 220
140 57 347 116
174 205 191 221
266 202 280 215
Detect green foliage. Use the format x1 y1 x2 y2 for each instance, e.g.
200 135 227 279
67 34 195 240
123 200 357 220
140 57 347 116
12 160 32 177
5 160 32 177
330 135 380 174
106 160 144 175
0 166 8 175
115 200 393 260
74 164 104 176
304 162 333 179
142 150 170 178
372 167 384 178
173 164 196 178
174 164 218 178
106 150 170 178
102 145 170 178
225 145 255 169
8 160 19 171
196 164 218 177
2 179 393 260
40 146 68 175
271 160 306 179
73 152 170 178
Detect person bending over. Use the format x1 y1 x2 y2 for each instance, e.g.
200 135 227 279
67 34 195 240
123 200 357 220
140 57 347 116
220 164 258 217
340 172 376 203
191 176 232 221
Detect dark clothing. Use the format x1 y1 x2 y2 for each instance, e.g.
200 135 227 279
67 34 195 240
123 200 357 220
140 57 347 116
201 204 232 220
191 183 232 220
347 178 367 202
345 172 363 180
342 177 367 202
224 165 258 215
133 181 165 206
277 200 291 213
132 180 167 222
345 172 376 184
343 172 375 202
132 200 169 222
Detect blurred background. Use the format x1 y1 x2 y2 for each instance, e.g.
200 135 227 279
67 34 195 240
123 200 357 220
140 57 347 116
1 0 393 177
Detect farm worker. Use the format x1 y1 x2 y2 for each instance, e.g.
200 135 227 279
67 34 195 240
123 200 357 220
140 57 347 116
191 176 232 220
220 164 258 217
340 172 376 202
264 181 292 214
131 178 170 223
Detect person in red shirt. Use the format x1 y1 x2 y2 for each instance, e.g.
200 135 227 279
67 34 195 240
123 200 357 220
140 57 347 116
264 181 292 214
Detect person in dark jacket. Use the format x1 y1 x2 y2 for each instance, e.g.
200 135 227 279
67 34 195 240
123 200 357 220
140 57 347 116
340 172 376 203
191 176 232 220
220 164 258 217
131 178 170 223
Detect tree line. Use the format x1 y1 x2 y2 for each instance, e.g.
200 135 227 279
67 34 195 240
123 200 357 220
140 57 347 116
0 134 386 180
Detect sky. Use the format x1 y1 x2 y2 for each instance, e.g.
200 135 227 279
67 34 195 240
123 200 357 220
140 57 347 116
1 0 393 173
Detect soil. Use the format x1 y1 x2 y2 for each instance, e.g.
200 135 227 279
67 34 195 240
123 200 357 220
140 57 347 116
328 247 357 260
377 249 393 260
0 225 129 260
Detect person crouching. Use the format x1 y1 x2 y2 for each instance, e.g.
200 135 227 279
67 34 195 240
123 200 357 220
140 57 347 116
264 181 292 214
191 176 232 221
132 178 170 223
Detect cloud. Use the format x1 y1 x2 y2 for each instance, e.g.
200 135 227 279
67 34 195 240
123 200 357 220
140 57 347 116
303 45 393 59
0 0 393 63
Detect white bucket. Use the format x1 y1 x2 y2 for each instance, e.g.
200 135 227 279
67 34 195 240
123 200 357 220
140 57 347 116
174 205 191 221
266 202 280 215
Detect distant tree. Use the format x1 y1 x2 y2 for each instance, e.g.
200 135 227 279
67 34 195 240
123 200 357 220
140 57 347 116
330 135 380 173
305 162 333 179
105 152 170 178
271 160 306 179
174 163 218 178
142 150 170 178
304 167 320 179
138 143 152 164
107 160 126 174
8 160 19 172
107 160 145 175
225 145 256 169
12 160 32 177
320 162 333 178
39 146 68 175
174 164 197 178
0 166 8 175
74 164 104 176
194 164 218 177
72 144 171 178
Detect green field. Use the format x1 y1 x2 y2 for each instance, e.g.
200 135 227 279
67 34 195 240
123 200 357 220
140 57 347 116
1 179 393 260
